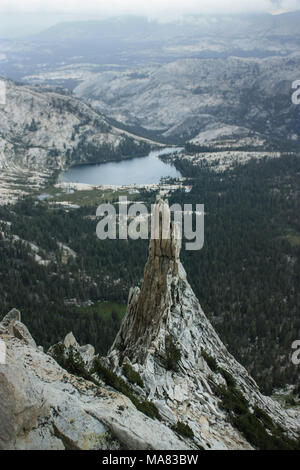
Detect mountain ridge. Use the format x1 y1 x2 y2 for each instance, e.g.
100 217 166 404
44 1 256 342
75 54 300 144
0 77 155 173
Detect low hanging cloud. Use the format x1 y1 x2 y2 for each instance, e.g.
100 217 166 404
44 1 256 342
0 0 300 17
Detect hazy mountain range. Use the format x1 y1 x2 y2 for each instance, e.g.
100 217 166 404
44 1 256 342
0 13 299 147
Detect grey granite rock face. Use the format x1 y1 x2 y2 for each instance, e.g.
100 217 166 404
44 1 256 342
106 198 300 450
0 311 190 450
110 198 182 363
12 321 37 348
0 78 153 173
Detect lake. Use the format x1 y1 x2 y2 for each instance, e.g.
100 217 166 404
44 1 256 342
60 148 183 186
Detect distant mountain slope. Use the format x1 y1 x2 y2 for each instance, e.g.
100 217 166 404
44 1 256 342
0 78 152 172
1 12 300 85
75 54 300 144
32 12 300 43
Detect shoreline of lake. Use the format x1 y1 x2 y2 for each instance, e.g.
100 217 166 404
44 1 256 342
60 147 183 186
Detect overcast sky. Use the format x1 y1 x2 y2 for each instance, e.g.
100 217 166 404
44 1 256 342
0 0 300 37
1 0 300 15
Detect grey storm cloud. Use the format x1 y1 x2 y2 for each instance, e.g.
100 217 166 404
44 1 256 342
0 0 299 38
0 0 300 16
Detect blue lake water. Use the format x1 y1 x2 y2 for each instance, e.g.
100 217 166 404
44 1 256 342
60 148 183 186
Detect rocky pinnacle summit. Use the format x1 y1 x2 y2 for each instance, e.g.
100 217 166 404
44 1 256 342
108 197 182 363
106 198 300 449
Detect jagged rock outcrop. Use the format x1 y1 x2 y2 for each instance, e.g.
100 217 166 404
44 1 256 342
0 308 21 335
48 331 95 368
109 199 181 363
106 198 300 450
0 310 190 450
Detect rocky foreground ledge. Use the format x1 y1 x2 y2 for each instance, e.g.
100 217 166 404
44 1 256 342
0 199 299 450
0 308 190 450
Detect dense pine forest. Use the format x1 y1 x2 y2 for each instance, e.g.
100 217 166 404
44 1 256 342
0 153 299 394
172 154 300 394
